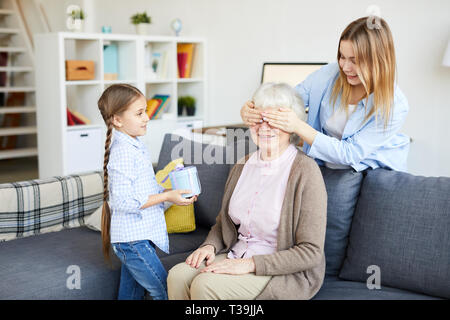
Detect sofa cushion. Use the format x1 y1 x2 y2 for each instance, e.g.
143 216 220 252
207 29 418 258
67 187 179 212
312 276 443 300
319 166 363 276
0 171 103 241
339 169 450 299
0 226 120 299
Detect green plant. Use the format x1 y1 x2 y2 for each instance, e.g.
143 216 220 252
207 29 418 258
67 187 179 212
178 96 196 109
68 9 85 20
178 96 196 116
131 12 151 25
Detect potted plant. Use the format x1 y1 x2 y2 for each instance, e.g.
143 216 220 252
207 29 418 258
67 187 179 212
178 96 196 116
67 6 85 32
131 12 151 35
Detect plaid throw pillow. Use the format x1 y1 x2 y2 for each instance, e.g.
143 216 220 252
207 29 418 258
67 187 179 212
0 171 103 242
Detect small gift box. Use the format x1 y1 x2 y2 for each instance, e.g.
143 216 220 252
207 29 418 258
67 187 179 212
168 164 201 198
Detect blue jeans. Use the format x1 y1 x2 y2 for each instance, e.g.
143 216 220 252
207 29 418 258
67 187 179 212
112 240 168 300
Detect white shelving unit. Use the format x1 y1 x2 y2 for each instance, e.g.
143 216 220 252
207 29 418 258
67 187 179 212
35 32 207 178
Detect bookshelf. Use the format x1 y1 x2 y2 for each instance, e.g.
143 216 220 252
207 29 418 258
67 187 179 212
35 32 207 178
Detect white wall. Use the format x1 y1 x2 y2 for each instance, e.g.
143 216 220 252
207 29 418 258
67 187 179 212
37 0 450 177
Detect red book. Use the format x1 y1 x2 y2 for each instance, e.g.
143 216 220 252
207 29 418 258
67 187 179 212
177 52 188 78
150 99 163 119
67 108 75 126
69 110 86 125
148 99 162 119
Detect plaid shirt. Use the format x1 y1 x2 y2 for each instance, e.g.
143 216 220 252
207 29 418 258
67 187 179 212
107 130 169 253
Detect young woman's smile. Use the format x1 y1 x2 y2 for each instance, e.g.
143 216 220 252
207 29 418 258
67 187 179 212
339 40 362 86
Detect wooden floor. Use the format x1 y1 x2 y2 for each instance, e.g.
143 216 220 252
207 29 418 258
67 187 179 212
0 156 39 184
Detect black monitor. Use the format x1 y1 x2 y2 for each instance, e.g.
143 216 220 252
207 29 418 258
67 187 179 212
261 62 327 87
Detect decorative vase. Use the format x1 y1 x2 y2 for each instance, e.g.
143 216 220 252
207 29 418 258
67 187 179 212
186 107 196 116
178 104 185 116
72 19 84 32
135 23 150 35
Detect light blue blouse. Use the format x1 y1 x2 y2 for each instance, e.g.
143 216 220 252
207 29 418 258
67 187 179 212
295 62 410 172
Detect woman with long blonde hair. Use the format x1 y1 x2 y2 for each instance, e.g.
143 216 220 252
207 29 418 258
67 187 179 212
241 16 410 172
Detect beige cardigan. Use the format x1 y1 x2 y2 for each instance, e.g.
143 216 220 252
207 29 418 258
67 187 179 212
200 149 328 300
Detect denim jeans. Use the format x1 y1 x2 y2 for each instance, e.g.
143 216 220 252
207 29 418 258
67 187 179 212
112 240 168 300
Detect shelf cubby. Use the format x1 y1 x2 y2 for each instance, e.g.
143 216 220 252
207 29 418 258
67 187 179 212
36 33 206 177
102 39 137 81
64 38 102 81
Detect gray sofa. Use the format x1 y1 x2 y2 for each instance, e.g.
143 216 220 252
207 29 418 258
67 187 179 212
0 133 448 300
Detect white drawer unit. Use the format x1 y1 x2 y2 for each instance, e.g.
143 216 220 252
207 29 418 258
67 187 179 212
65 128 103 175
177 119 203 130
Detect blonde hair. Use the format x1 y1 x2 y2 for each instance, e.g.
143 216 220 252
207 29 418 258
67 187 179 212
330 16 397 128
97 84 144 264
252 82 306 144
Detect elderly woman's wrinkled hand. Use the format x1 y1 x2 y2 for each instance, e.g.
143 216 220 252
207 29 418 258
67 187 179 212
200 258 256 275
261 107 302 133
185 244 216 269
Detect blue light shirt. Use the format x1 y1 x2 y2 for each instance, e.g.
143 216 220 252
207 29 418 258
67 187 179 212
107 129 169 253
295 62 410 172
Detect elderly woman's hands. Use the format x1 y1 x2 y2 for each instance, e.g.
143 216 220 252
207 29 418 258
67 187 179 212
200 258 256 275
240 101 263 126
186 244 216 269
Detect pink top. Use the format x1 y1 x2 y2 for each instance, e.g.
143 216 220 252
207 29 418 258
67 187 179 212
227 144 298 259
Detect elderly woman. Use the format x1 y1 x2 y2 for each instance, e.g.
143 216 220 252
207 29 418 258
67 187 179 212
167 83 327 300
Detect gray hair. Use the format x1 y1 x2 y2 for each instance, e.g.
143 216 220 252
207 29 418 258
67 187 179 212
252 82 306 145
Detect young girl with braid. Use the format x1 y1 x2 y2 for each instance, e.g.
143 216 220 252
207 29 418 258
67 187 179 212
97 84 197 300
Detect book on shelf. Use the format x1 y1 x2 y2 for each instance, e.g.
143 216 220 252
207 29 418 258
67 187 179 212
146 98 162 119
145 44 169 80
147 94 170 120
67 108 91 126
153 95 171 119
103 43 119 80
151 51 169 79
177 43 195 78
177 52 188 78
67 108 75 126
70 109 91 125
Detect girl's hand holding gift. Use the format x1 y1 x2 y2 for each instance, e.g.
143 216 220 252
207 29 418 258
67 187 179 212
164 189 197 206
